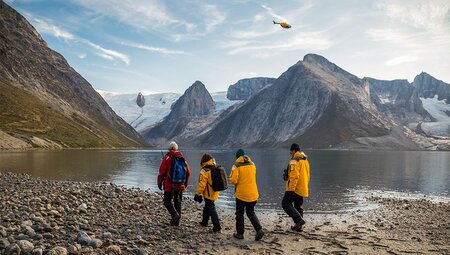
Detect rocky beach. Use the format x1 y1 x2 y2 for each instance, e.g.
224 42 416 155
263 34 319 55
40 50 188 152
0 172 449 255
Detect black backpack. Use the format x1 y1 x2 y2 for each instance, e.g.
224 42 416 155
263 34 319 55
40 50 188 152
205 165 228 192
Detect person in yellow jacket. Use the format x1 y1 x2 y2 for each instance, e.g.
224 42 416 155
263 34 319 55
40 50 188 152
229 149 264 241
194 154 221 233
282 143 310 232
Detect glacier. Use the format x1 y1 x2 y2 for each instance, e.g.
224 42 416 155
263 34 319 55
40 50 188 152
99 90 240 132
420 96 450 137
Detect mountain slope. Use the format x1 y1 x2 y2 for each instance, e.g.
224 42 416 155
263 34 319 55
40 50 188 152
227 77 276 100
198 54 392 148
141 81 216 146
364 77 431 124
0 1 145 148
413 72 450 102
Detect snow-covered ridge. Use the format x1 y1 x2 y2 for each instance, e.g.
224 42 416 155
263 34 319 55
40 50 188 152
420 96 450 137
99 90 240 132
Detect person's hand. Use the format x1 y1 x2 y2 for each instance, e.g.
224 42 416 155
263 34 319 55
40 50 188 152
194 194 203 203
158 182 163 191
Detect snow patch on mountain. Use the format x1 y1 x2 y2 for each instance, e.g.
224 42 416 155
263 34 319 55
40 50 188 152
99 90 240 132
211 92 243 113
99 91 181 132
420 96 450 137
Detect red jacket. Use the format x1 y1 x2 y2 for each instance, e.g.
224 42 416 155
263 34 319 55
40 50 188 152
158 150 191 192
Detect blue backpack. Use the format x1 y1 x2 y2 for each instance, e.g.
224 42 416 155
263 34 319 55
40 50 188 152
169 156 188 184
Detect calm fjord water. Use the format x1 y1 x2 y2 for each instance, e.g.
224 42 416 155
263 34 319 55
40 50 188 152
0 149 449 212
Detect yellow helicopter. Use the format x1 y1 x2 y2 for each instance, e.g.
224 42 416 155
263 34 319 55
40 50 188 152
273 20 291 29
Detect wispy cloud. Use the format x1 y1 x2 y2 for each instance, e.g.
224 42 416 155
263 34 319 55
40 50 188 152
385 55 418 66
377 0 450 32
30 16 130 65
78 53 87 59
226 32 332 56
33 18 75 41
84 41 130 65
365 28 424 48
72 0 193 31
202 4 226 33
261 5 286 21
122 42 188 55
229 28 278 39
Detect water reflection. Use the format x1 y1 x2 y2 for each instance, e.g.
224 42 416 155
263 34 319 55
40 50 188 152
0 149 448 212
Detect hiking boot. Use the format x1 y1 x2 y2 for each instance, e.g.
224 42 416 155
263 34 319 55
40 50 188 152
255 229 265 241
170 214 180 226
233 233 244 239
199 221 208 227
210 228 221 233
291 225 303 232
291 219 305 231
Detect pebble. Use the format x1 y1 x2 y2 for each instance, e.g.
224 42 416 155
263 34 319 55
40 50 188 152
106 245 122 255
88 238 103 248
32 248 43 255
47 246 68 255
67 245 79 255
0 238 10 250
24 226 36 237
75 231 91 245
5 243 21 255
18 240 34 253
77 203 87 213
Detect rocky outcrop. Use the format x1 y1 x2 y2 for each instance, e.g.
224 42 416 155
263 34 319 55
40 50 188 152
0 2 146 148
365 77 431 124
412 72 450 103
136 92 145 108
198 54 392 148
167 81 215 118
141 81 215 146
226 77 275 100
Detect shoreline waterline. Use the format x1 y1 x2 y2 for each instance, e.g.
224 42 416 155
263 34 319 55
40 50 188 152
1 172 449 254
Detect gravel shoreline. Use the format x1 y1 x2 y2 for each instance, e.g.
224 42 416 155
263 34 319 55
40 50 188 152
1 172 449 254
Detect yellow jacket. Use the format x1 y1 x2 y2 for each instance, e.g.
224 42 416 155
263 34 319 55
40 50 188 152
229 156 259 202
286 151 310 197
195 159 220 201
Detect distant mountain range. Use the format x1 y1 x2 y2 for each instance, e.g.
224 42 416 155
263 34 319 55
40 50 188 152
137 55 449 150
0 1 146 149
1 1 448 151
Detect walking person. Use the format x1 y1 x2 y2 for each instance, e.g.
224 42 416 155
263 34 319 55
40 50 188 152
194 153 222 233
282 143 310 232
229 149 264 241
158 141 191 226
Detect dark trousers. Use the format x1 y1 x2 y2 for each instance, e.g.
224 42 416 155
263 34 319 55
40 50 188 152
201 198 221 231
235 199 262 235
282 191 304 223
163 190 182 216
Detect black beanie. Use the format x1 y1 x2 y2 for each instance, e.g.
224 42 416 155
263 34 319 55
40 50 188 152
290 143 300 151
236 149 245 159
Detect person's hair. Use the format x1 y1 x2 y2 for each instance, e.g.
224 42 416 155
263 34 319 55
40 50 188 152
290 143 301 152
200 153 213 165
168 141 178 151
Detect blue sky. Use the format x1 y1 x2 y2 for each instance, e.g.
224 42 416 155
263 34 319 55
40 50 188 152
6 0 450 93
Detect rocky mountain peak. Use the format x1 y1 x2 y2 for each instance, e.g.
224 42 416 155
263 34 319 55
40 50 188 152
168 80 215 119
136 92 145 108
227 77 276 100
0 1 145 148
413 72 450 102
301 53 361 86
141 81 216 146
303 53 332 65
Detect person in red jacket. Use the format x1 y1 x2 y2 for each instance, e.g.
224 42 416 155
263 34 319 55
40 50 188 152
158 141 191 226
